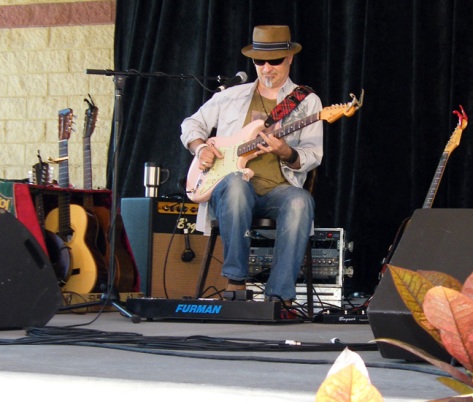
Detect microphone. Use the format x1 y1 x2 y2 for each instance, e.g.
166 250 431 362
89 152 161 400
181 228 195 262
216 71 248 92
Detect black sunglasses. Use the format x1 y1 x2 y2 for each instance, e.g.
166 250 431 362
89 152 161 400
253 57 286 66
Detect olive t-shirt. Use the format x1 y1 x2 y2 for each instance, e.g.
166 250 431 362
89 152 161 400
244 91 289 195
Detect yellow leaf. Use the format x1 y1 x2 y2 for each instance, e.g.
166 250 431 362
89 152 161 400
418 270 463 290
388 265 442 344
437 376 473 395
315 364 383 402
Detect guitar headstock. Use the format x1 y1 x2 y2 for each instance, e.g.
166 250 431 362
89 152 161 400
58 108 74 141
83 94 98 139
445 105 468 153
320 89 364 124
33 150 51 185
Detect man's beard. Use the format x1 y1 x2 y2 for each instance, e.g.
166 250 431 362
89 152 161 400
263 77 273 88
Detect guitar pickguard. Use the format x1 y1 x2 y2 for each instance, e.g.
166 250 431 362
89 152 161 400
191 144 254 200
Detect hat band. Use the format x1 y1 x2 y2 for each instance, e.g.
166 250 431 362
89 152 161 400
252 41 291 51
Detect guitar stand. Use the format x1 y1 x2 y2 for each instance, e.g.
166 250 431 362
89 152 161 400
59 71 140 323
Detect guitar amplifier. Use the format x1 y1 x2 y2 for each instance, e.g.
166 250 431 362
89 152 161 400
121 197 225 298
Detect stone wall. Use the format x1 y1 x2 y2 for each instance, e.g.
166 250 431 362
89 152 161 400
0 0 116 189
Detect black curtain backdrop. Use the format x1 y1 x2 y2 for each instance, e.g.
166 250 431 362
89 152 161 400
110 0 473 294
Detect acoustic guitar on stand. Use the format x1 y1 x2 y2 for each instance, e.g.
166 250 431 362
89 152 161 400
380 105 468 274
45 108 108 294
186 90 364 203
81 96 136 292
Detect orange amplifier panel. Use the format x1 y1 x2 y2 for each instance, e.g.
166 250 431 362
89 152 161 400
157 200 198 215
151 198 199 235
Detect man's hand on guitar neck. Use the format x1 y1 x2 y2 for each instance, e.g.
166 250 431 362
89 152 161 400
256 132 300 169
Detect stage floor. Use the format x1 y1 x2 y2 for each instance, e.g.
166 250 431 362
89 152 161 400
0 304 458 402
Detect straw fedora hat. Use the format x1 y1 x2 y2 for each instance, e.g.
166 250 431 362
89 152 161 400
241 25 302 60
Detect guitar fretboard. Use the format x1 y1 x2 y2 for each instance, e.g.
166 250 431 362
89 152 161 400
83 136 92 190
422 152 449 208
237 112 320 156
58 138 72 240
58 139 69 188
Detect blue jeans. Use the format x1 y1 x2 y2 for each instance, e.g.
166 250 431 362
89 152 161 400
209 172 315 301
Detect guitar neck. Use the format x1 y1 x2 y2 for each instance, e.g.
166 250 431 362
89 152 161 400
422 152 449 208
57 139 73 239
35 192 46 233
236 90 364 157
83 135 93 190
58 139 69 189
82 135 96 211
237 112 320 156
82 98 98 205
421 106 468 208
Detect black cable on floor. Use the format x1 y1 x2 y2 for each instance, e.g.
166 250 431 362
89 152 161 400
0 326 377 352
0 326 456 379
34 339 453 378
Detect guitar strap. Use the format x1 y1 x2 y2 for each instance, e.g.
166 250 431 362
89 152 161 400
264 85 314 128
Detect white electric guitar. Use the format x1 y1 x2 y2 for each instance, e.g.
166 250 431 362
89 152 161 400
186 90 364 203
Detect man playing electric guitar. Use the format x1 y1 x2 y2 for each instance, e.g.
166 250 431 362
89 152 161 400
181 26 322 307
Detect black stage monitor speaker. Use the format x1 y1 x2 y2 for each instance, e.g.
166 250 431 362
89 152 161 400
368 208 473 361
0 209 62 329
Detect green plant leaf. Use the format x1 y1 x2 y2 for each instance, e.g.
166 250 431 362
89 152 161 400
388 265 442 344
376 338 473 387
423 286 473 372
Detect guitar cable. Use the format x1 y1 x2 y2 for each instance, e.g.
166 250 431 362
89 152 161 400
176 179 196 262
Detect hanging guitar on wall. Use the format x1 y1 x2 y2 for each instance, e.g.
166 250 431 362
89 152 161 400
45 108 108 294
380 105 468 273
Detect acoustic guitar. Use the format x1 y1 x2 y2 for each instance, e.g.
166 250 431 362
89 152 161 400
186 90 364 203
45 108 108 294
381 105 468 272
81 96 136 292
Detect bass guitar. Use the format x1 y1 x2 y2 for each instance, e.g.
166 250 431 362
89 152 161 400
81 96 136 292
45 108 108 294
381 105 468 271
186 90 364 203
